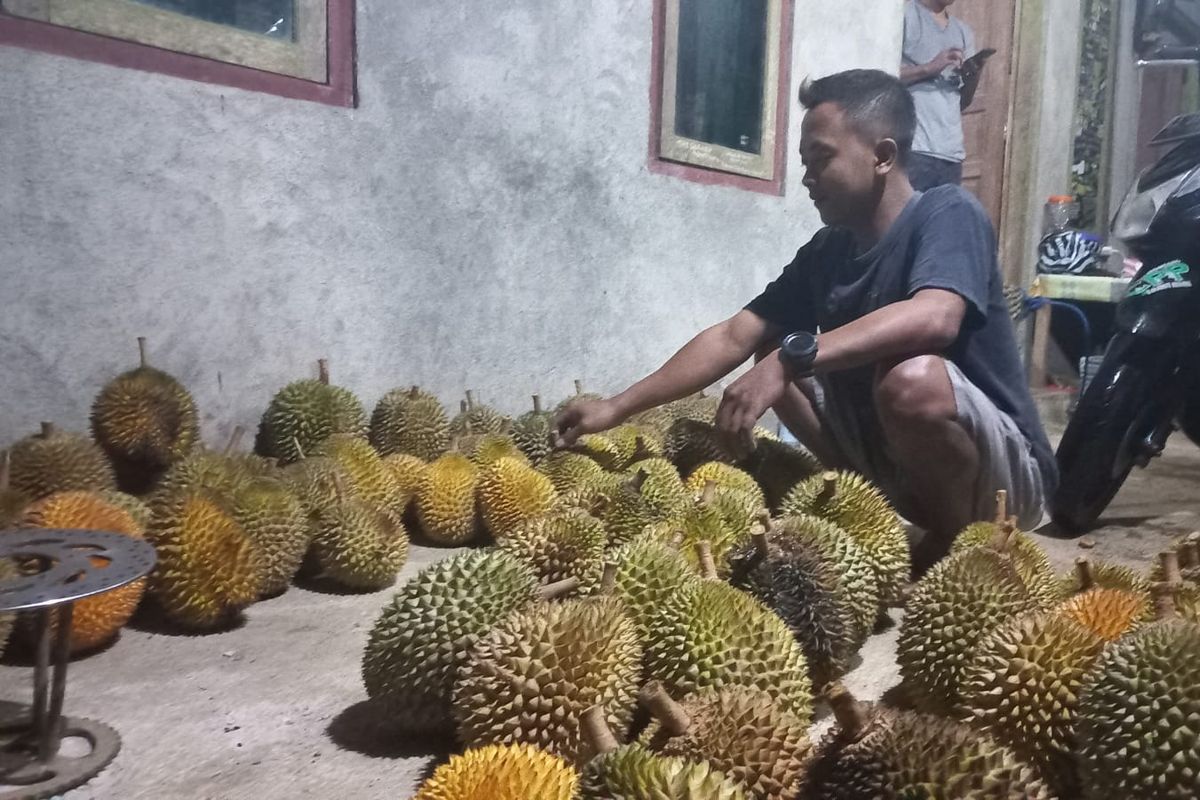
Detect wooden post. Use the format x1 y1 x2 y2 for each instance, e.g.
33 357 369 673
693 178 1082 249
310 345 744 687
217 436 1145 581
1030 303 1052 388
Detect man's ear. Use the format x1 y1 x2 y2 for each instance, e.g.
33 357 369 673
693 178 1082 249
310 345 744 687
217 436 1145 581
875 139 900 175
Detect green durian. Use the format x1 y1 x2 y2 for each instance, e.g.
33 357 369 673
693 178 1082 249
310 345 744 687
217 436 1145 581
8 422 116 501
369 385 449 461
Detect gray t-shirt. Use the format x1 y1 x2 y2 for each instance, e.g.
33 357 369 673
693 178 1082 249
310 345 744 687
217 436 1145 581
902 0 976 163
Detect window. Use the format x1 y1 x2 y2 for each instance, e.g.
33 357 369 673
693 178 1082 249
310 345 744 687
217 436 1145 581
0 0 355 106
650 0 793 194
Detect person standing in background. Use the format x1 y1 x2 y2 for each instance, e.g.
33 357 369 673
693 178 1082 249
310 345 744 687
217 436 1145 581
900 0 989 191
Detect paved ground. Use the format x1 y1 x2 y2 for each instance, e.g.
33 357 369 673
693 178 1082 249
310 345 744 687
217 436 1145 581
1 437 1195 799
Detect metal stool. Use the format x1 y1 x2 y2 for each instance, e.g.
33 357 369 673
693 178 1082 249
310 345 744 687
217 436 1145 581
0 528 156 800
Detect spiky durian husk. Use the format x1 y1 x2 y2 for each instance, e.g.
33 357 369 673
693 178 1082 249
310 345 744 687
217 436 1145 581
685 463 765 508
1077 617 1200 800
414 452 479 545
257 379 368 464
8 428 116 501
361 551 537 734
629 458 691 514
729 529 862 687
559 470 625 517
471 434 529 468
665 419 736 473
645 580 813 725
312 434 406 522
960 610 1105 797
228 477 311 596
602 459 690 548
90 365 199 474
1056 587 1149 642
309 498 408 590
512 407 555 464
897 548 1043 715
554 390 604 416
0 488 31 528
151 450 253 513
745 439 822 511
95 490 152 530
478 457 558 539
499 510 606 593
574 433 627 470
454 597 642 765
607 534 698 641
952 522 1063 606
798 702 1055 800
282 455 353 523
20 491 146 652
412 743 578 800
145 489 261 629
580 744 749 800
381 453 426 509
671 503 751 580
1059 560 1149 596
780 471 909 606
369 386 449 461
640 686 811 800
540 450 608 493
449 400 509 437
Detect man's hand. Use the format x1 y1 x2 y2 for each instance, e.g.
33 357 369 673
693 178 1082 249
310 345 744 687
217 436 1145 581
555 398 625 447
715 351 790 460
926 47 964 77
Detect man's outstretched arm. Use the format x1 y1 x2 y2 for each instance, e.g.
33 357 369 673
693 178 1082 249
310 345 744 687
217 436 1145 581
556 309 779 445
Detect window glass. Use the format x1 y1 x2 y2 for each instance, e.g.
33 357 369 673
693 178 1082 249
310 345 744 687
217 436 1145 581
132 0 295 41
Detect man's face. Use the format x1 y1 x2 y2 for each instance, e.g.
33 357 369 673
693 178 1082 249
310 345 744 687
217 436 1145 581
799 102 884 228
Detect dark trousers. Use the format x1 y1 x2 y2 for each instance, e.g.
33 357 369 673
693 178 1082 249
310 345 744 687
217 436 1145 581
908 152 964 191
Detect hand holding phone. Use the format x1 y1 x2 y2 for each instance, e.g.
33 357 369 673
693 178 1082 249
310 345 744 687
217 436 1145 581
961 48 997 75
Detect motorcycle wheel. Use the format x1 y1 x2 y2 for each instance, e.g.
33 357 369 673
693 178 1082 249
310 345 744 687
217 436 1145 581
1052 337 1175 532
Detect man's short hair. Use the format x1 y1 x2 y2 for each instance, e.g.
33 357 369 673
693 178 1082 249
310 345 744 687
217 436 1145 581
799 69 916 164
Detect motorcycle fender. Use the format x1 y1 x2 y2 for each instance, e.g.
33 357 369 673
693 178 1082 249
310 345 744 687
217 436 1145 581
1117 258 1200 338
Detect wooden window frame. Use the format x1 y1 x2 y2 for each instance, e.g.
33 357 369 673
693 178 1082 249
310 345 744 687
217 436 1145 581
0 0 356 107
649 0 794 196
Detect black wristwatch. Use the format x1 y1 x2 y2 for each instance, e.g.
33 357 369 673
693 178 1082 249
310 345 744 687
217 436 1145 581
779 331 819 377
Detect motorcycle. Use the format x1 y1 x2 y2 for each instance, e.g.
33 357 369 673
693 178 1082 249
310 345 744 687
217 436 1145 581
1052 111 1200 531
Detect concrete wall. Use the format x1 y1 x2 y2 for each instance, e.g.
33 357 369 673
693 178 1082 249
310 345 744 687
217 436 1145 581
0 0 903 448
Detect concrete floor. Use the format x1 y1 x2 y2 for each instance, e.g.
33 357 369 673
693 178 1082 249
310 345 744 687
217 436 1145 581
2 437 1196 799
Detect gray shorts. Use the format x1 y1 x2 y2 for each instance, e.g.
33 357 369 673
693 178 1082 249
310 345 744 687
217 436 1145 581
811 360 1046 530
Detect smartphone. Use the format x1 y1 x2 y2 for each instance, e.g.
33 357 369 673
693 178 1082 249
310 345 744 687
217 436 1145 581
962 48 997 71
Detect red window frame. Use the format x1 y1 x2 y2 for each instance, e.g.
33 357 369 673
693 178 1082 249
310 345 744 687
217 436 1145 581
648 0 794 196
0 0 356 108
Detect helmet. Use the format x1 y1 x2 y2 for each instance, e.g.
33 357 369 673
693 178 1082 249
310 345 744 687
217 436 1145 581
1038 230 1100 275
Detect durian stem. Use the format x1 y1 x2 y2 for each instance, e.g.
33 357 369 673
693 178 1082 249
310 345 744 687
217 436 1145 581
532 394 543 413
639 681 691 737
1160 550 1182 585
137 336 148 368
994 490 1008 525
695 541 719 580
756 511 773 532
1180 540 1200 570
600 562 617 594
628 469 649 493
292 437 306 461
581 706 618 755
1074 557 1096 592
459 399 468 414
223 426 245 456
700 480 717 505
408 385 420 399
1152 581 1178 620
0 451 9 491
536 576 580 601
40 422 56 439
826 683 870 740
574 379 584 396
318 359 329 385
751 531 771 559
818 471 839 505
989 520 1017 552
667 529 686 550
465 390 477 410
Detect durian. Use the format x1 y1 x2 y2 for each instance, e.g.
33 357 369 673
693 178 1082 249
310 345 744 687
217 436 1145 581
228 476 312 596
95 490 152 530
745 438 821 510
0 452 31 528
146 488 261 629
606 533 698 640
20 491 146 653
1076 582 1200 800
90 337 199 491
781 471 910 606
369 385 449 461
449 390 509 437
477 456 558 539
665 419 736 473
470 433 529 468
554 379 604 414
959 609 1105 796
361 550 538 733
257 360 368 464
1056 559 1148 641
644 578 813 724
412 743 578 800
309 497 408 590
499 509 606 593
8 422 116 501
151 449 253 512
602 462 689 549
454 595 641 765
579 708 749 800
381 452 426 503
797 685 1054 800
540 450 608 493
312 434 406 522
414 452 479 545
685 462 764 508
951 493 1061 606
511 394 555 464
1059 557 1148 596
897 547 1042 714
639 682 811 800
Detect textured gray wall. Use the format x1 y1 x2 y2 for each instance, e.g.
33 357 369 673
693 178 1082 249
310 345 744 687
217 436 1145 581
0 0 902 448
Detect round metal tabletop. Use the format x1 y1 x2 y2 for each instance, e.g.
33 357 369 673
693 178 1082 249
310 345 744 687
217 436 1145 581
0 529 157 614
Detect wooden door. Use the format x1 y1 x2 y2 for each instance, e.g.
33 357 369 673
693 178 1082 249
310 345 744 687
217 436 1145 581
953 0 1018 228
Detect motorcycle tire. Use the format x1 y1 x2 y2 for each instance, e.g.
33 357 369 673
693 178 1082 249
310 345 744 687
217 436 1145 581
1052 337 1174 532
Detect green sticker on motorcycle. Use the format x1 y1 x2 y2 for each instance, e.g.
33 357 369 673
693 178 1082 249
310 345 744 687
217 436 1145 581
1127 260 1192 297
